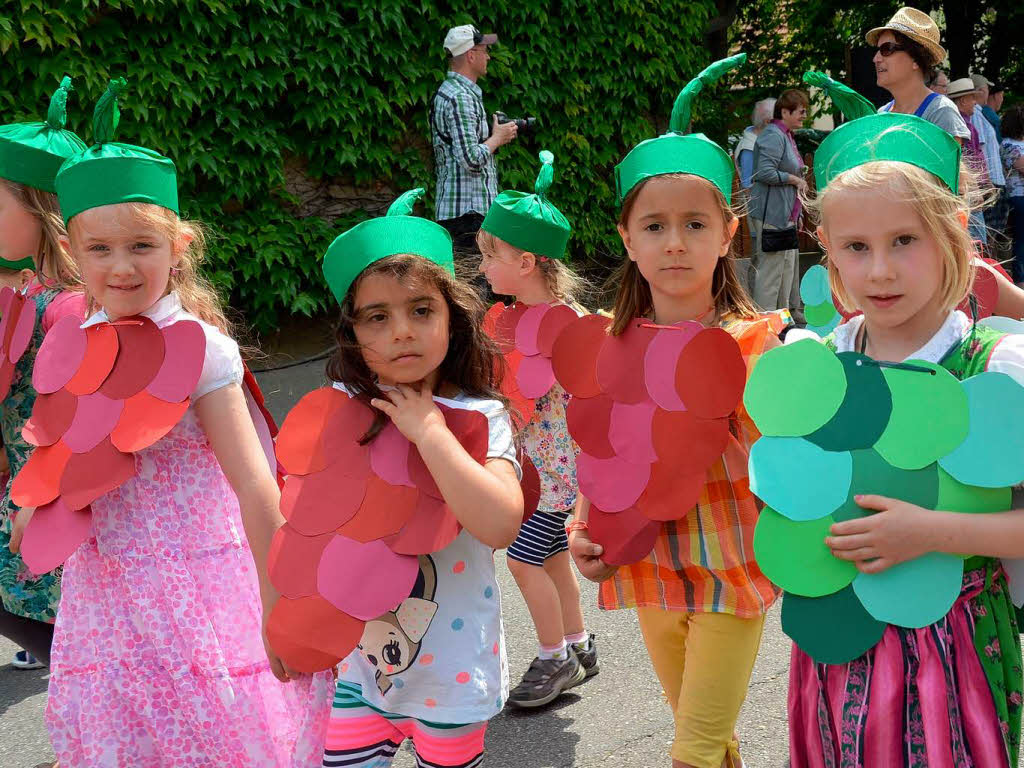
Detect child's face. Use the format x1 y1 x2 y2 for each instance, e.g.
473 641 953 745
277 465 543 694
820 184 946 331
478 237 529 297
0 183 41 269
351 271 451 388
617 175 737 306
69 205 181 321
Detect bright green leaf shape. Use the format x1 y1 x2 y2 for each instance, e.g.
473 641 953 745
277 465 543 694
833 451 938 522
939 372 1024 488
852 551 963 628
781 586 886 664
808 354 892 452
874 361 968 470
936 466 1012 513
804 300 837 328
744 340 846 436
750 438 852 521
753 507 857 596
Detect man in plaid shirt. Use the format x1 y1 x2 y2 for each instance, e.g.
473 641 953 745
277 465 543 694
432 24 518 255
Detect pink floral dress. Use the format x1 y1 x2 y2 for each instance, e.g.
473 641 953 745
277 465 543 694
45 294 333 767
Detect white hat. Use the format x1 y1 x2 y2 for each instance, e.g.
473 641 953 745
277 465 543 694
970 73 993 90
443 24 497 57
947 78 978 99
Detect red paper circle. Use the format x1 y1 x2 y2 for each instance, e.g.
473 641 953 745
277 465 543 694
369 422 413 487
636 460 706 521
576 452 651 513
11 441 72 508
33 314 87 395
336 476 419 542
596 319 658 404
280 466 368 536
268 524 333 599
147 320 207 402
959 260 999 319
588 504 660 566
110 391 189 453
408 404 490 497
565 394 616 459
64 392 125 454
674 328 746 419
515 303 550 357
644 322 702 412
20 498 93 576
100 318 166 399
551 314 611 398
536 304 580 358
520 454 541 522
23 388 78 447
516 355 556 399
383 495 462 555
317 536 419 620
494 302 528 353
482 302 505 339
8 293 35 364
651 409 731 469
267 595 365 673
66 324 119 396
60 437 136 510
608 400 659 464
276 388 373 476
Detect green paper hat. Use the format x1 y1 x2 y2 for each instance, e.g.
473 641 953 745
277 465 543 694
0 256 36 272
0 76 87 194
809 72 961 194
614 53 747 206
55 78 179 224
322 188 454 304
480 150 572 261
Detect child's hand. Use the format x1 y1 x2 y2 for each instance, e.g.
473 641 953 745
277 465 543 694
569 528 618 583
826 495 937 574
8 506 36 554
370 383 446 446
261 594 297 684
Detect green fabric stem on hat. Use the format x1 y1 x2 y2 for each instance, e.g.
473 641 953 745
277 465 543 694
322 188 454 304
803 72 876 121
614 53 747 206
55 78 179 225
480 150 572 261
0 76 87 194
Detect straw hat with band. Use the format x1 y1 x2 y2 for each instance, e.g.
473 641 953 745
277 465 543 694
866 7 946 67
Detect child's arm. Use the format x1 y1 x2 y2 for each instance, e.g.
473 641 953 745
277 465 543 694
827 494 1024 573
195 383 292 682
371 383 523 549
567 496 619 583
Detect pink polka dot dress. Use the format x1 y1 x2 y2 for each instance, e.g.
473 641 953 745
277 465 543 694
44 297 333 767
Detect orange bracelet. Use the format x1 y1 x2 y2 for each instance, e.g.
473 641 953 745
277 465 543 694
565 520 589 535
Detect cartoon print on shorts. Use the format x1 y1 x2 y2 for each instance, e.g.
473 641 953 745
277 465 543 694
357 554 439 695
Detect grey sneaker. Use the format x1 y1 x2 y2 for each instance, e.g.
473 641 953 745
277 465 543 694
507 653 586 708
571 633 599 678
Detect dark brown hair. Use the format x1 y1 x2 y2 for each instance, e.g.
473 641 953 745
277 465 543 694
892 31 937 81
773 89 809 120
610 174 761 336
1002 104 1024 141
326 254 510 442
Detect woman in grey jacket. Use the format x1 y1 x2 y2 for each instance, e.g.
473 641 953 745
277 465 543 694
749 89 809 314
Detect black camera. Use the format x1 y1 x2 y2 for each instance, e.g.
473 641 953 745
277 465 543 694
495 112 537 133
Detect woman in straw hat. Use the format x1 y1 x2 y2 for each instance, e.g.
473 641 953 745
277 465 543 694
868 6 970 143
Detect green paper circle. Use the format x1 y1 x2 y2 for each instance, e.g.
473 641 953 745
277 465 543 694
750 437 853 521
753 507 857 597
873 360 968 470
833 450 938 522
936 466 1012 514
743 339 847 437
852 551 964 628
804 300 837 328
938 372 1024 489
781 586 886 664
808 353 892 451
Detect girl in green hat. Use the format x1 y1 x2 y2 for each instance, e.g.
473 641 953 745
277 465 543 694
0 76 87 671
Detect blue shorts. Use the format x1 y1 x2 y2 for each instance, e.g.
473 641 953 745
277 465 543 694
506 510 571 566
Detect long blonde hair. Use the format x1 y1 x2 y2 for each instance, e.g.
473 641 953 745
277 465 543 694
808 160 981 314
1 179 80 290
68 203 234 337
610 173 760 336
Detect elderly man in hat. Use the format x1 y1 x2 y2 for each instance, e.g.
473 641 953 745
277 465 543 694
868 7 970 143
970 74 1009 233
430 23 517 255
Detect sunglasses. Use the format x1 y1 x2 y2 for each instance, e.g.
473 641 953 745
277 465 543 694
876 42 907 57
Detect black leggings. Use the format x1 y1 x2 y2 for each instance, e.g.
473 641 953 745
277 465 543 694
0 603 53 665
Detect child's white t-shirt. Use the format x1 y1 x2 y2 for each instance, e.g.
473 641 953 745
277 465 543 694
332 383 520 724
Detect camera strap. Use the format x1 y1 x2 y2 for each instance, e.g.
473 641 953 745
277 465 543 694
430 88 455 146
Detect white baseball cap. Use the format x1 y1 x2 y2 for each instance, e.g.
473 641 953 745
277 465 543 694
443 24 498 57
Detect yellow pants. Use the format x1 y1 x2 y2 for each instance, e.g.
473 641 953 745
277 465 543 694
636 607 765 768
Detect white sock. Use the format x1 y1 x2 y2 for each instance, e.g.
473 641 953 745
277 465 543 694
538 640 568 661
565 631 589 650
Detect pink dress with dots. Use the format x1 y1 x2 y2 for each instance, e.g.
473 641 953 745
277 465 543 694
44 295 333 767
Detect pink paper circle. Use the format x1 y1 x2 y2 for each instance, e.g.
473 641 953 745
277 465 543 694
644 323 702 412
516 355 556 399
9 296 36 364
147 320 207 402
608 400 658 464
33 314 86 394
369 422 413 487
316 536 419 620
0 286 14 320
576 452 651 512
62 392 125 454
20 498 92 576
515 304 550 357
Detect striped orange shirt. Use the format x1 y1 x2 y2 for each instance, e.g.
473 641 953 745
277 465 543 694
598 315 783 617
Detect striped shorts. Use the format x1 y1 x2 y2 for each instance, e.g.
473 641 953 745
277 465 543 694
323 682 487 768
506 509 571 567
